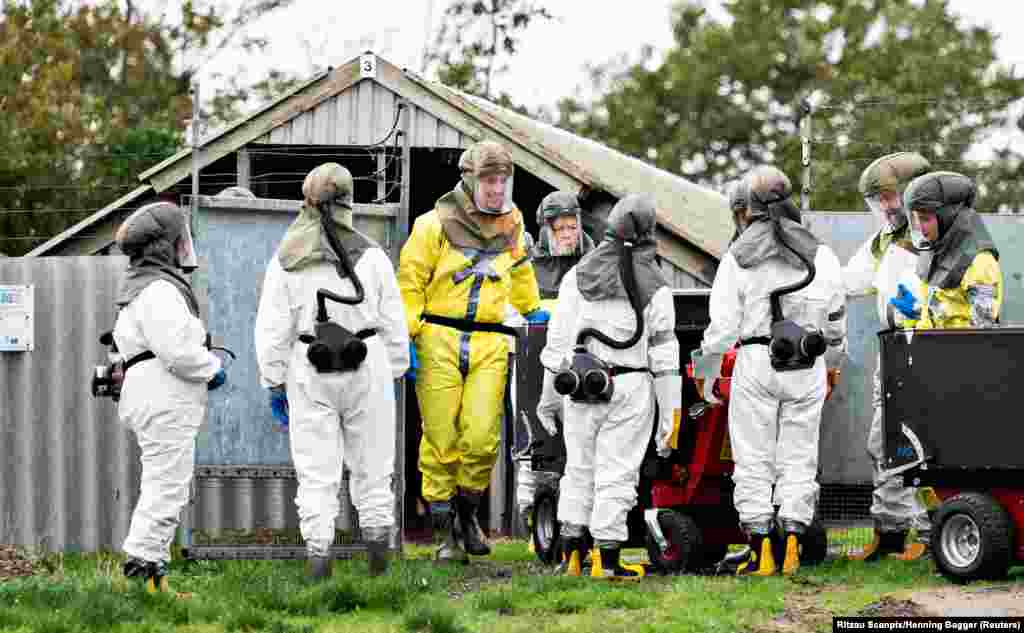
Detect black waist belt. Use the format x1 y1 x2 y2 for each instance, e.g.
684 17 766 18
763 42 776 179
610 366 648 376
738 336 771 347
422 313 520 338
124 351 156 371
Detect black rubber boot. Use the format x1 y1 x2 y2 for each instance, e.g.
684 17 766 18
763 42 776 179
455 489 491 556
595 545 641 581
123 558 170 593
305 555 332 581
363 526 391 576
432 502 468 564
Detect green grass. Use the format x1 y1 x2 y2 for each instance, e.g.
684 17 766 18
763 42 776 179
0 540 1019 633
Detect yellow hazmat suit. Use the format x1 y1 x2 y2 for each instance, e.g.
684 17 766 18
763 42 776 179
914 251 1002 329
399 144 541 503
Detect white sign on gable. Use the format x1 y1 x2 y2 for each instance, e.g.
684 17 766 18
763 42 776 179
360 53 377 79
0 285 34 352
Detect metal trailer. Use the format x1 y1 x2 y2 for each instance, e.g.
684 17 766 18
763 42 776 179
880 328 1024 581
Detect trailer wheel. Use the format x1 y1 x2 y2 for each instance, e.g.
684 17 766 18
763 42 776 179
933 492 1013 583
531 488 561 565
645 510 702 574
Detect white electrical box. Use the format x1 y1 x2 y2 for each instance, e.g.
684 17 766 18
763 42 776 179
0 285 34 352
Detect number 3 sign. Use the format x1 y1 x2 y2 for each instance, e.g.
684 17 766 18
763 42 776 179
360 53 377 79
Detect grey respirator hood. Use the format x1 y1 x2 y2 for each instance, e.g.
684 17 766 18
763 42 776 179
115 201 200 316
730 168 820 269
575 193 667 310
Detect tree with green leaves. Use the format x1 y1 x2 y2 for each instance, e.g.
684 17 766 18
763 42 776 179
556 0 1024 212
0 0 300 255
426 0 554 110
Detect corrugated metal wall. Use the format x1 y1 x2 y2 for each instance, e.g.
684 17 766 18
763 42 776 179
255 79 471 149
0 257 139 552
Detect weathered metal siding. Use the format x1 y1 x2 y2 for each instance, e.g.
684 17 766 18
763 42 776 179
255 80 471 149
0 257 140 552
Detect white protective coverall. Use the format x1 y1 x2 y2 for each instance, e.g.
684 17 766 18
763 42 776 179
116 280 222 564
702 245 846 530
844 235 929 533
254 248 410 556
539 272 678 542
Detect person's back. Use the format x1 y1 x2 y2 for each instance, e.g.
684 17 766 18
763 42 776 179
254 162 409 579
695 166 846 578
705 245 844 369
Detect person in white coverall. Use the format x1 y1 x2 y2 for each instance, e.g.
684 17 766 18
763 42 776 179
255 163 409 579
114 201 226 592
695 166 846 577
537 193 680 580
842 152 932 562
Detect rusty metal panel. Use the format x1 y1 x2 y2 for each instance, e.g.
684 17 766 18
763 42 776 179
0 256 140 552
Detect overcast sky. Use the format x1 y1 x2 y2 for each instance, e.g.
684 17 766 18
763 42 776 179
191 0 1024 110
176 0 1024 158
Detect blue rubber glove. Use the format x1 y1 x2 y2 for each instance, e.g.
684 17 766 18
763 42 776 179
406 341 418 382
207 368 226 391
524 308 550 324
889 283 921 320
269 387 289 429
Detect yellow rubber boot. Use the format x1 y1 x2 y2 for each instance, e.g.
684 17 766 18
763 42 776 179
591 546 642 582
564 549 582 576
736 535 777 577
781 534 801 576
145 575 169 594
559 537 584 577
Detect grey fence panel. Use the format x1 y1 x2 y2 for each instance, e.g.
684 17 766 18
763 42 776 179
0 257 139 552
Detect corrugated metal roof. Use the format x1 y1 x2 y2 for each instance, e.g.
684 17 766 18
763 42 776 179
400 77 732 258
25 185 152 257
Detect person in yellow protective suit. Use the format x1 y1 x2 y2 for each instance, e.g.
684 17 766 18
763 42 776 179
843 152 933 563
398 140 548 563
890 171 1002 330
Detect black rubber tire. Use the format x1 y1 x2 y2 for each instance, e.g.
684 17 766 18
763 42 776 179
645 510 702 574
531 488 562 565
802 518 828 566
932 492 1014 583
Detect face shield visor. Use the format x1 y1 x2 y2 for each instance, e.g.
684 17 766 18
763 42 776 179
177 210 198 272
906 206 937 251
471 168 515 215
547 211 583 256
865 188 907 234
